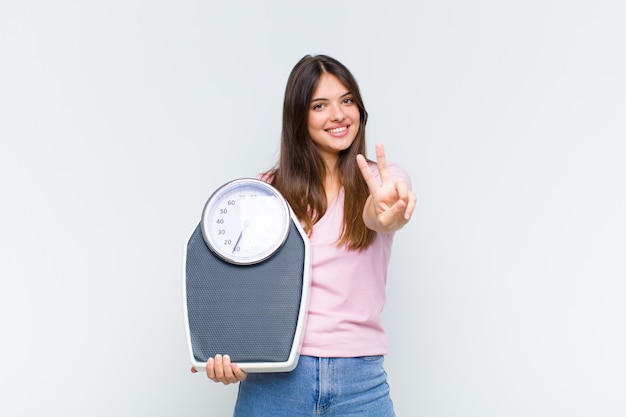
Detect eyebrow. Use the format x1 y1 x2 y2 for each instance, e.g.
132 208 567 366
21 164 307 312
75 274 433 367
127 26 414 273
310 91 352 102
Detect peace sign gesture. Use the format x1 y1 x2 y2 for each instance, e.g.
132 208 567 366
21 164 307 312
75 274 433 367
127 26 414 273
356 143 416 233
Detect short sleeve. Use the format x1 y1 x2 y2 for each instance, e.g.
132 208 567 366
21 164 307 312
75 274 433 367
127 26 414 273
369 162 412 190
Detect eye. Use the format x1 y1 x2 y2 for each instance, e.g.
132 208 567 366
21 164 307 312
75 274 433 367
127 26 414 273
343 97 355 104
312 102 325 111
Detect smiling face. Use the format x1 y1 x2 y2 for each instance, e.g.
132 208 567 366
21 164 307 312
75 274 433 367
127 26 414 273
307 73 361 167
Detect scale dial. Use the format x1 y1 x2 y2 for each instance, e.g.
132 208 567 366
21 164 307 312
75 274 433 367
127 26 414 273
200 178 291 265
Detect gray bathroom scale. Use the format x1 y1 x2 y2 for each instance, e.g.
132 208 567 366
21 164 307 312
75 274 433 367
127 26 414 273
183 178 311 373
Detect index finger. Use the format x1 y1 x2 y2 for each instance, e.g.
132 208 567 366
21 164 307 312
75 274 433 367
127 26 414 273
356 153 380 194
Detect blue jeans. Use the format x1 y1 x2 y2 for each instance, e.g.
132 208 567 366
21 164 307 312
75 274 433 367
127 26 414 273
233 355 395 417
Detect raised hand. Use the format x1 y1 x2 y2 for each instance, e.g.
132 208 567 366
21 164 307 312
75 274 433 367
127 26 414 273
356 143 416 233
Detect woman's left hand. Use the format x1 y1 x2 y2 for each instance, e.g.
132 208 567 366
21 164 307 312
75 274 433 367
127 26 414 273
356 143 416 233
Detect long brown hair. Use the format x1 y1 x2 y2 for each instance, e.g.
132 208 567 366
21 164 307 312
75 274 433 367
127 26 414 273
269 54 376 250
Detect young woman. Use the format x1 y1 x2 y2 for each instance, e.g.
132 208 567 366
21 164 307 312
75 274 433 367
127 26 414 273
194 54 416 416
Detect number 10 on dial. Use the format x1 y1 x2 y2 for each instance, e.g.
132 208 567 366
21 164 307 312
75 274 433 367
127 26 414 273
200 178 291 265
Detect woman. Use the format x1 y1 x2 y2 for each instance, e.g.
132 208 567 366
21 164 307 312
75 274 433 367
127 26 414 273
195 54 416 416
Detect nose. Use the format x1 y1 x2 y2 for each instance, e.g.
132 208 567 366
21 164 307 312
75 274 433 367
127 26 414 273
330 104 345 122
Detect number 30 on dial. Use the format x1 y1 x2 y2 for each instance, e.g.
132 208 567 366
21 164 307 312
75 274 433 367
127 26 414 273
200 178 291 265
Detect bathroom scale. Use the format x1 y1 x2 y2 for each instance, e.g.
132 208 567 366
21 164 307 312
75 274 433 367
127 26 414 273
183 178 311 373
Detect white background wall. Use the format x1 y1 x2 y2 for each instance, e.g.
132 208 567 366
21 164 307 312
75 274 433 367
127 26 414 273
1 1 624 416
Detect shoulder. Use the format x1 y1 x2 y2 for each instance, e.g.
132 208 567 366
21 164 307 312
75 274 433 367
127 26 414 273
367 161 412 189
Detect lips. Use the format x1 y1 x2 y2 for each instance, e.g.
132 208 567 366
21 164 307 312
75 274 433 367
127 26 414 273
326 124 350 137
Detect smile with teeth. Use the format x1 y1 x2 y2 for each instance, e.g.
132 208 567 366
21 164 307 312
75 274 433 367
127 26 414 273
327 126 348 134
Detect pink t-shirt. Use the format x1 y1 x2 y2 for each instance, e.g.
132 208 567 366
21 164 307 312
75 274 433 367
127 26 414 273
297 162 412 358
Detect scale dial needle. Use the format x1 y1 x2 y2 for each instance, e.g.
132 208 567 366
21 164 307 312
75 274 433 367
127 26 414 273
232 219 250 254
